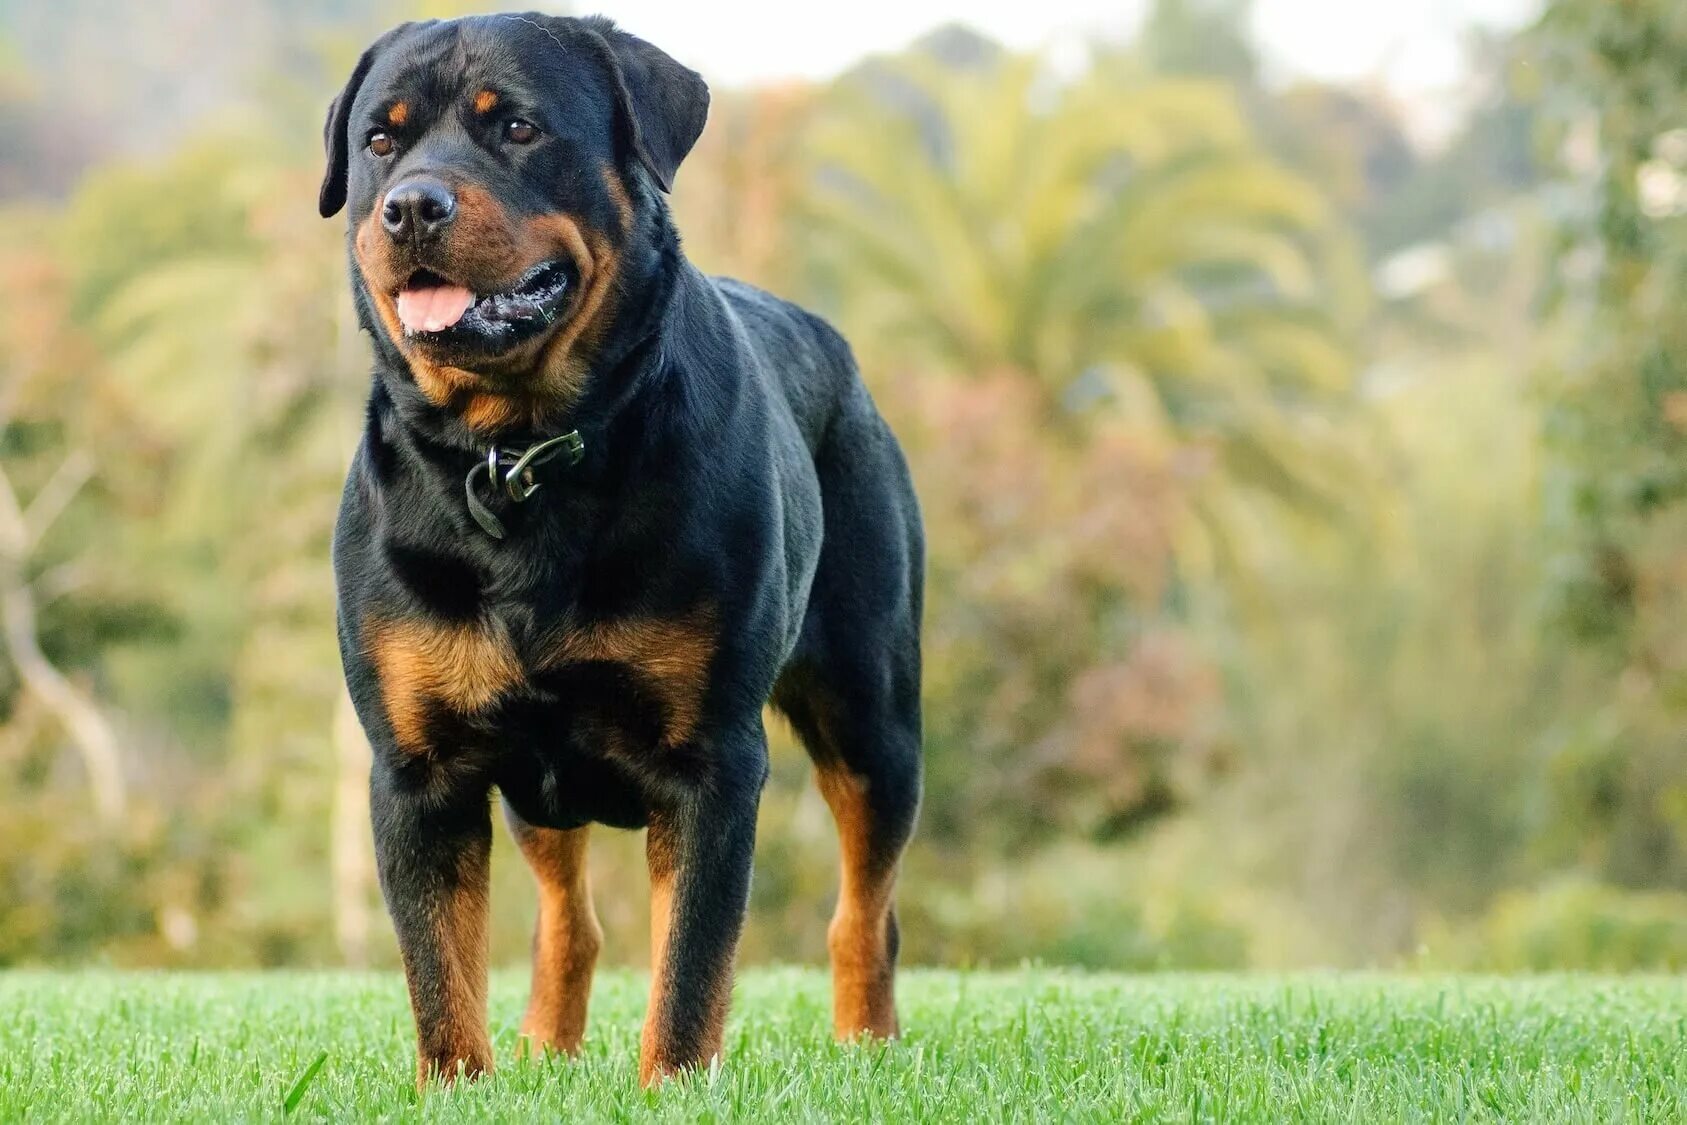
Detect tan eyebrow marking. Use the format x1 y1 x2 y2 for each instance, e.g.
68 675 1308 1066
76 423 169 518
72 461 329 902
473 90 499 113
386 101 409 127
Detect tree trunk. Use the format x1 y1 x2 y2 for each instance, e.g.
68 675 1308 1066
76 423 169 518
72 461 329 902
0 580 125 824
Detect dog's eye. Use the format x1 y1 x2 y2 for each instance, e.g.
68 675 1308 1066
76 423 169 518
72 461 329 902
504 119 539 145
368 131 397 158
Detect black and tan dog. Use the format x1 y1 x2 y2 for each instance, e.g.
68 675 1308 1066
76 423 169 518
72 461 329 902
319 13 923 1087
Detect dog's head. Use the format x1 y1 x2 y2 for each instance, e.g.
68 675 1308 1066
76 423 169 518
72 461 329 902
319 14 707 429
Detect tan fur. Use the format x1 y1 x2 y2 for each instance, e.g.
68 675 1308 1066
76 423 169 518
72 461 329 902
639 850 675 1085
637 822 731 1086
817 767 900 1039
523 212 619 413
407 844 493 1086
542 608 716 747
363 616 523 753
512 824 601 1056
473 89 499 113
353 204 485 408
601 162 635 237
448 184 526 274
387 100 409 126
460 392 524 433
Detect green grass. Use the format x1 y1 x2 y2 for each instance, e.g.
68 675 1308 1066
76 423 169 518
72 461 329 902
1 969 1683 1121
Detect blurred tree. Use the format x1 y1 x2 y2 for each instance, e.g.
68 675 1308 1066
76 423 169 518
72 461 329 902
1216 200 1589 956
1263 84 1418 243
1535 0 1687 890
4 0 1684 974
1364 36 1545 260
0 221 127 825
0 121 369 964
794 34 1369 844
672 85 815 295
802 38 1366 521
1141 0 1259 88
0 206 191 962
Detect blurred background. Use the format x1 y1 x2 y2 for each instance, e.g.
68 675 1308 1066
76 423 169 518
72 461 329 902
1 0 1684 973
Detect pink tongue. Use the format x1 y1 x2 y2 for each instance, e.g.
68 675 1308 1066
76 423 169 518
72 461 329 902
395 285 475 334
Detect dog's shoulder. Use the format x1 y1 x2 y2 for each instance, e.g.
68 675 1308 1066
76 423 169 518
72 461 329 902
711 277 855 370
699 276 861 455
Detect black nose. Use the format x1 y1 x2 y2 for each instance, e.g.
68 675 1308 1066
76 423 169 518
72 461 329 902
380 179 457 241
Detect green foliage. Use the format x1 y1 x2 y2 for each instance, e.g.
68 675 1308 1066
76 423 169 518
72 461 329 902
1531 0 1687 892
790 36 1371 846
1141 0 1260 86
801 42 1364 422
1431 881 1687 971
0 120 358 965
1 0 1684 974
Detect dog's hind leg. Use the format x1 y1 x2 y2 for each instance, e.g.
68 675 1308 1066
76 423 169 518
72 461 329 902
774 404 924 1041
812 724 920 1040
504 807 601 1057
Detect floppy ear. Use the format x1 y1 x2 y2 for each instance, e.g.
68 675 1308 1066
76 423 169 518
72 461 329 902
580 18 710 193
318 24 415 219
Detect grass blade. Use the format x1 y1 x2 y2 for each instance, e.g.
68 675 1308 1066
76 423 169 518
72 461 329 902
282 1051 328 1116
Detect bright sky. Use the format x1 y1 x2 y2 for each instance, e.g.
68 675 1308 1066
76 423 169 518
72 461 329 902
591 0 1542 103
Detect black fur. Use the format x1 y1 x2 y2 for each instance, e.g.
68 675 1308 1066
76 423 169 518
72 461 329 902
321 13 924 1082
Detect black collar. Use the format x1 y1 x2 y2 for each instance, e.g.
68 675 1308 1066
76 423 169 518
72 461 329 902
462 429 585 539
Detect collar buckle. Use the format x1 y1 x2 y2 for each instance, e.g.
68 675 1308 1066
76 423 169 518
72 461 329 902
464 429 585 539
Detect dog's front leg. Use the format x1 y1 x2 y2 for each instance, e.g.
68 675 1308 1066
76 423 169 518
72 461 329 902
639 723 768 1086
371 766 495 1087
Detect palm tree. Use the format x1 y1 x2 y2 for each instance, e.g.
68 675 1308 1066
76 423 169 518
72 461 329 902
791 32 1379 840
798 32 1370 554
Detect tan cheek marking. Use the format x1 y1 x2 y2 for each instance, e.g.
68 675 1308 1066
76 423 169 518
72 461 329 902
388 101 409 127
528 213 620 405
474 89 499 113
451 185 520 259
351 183 618 435
542 609 716 747
364 617 524 752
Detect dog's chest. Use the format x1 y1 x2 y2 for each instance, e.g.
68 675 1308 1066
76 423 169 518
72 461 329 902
362 602 717 757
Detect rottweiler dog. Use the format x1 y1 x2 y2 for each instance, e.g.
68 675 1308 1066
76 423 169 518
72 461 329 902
318 13 923 1087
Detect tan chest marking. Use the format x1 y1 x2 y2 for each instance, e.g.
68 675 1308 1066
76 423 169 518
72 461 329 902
364 617 523 753
542 609 717 747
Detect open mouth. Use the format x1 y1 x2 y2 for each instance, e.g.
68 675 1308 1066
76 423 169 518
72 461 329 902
393 261 571 355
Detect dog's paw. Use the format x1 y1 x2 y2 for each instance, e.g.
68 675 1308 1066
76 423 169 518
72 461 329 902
415 1048 494 1091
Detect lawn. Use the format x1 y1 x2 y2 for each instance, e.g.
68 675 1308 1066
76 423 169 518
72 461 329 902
1 969 1683 1121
